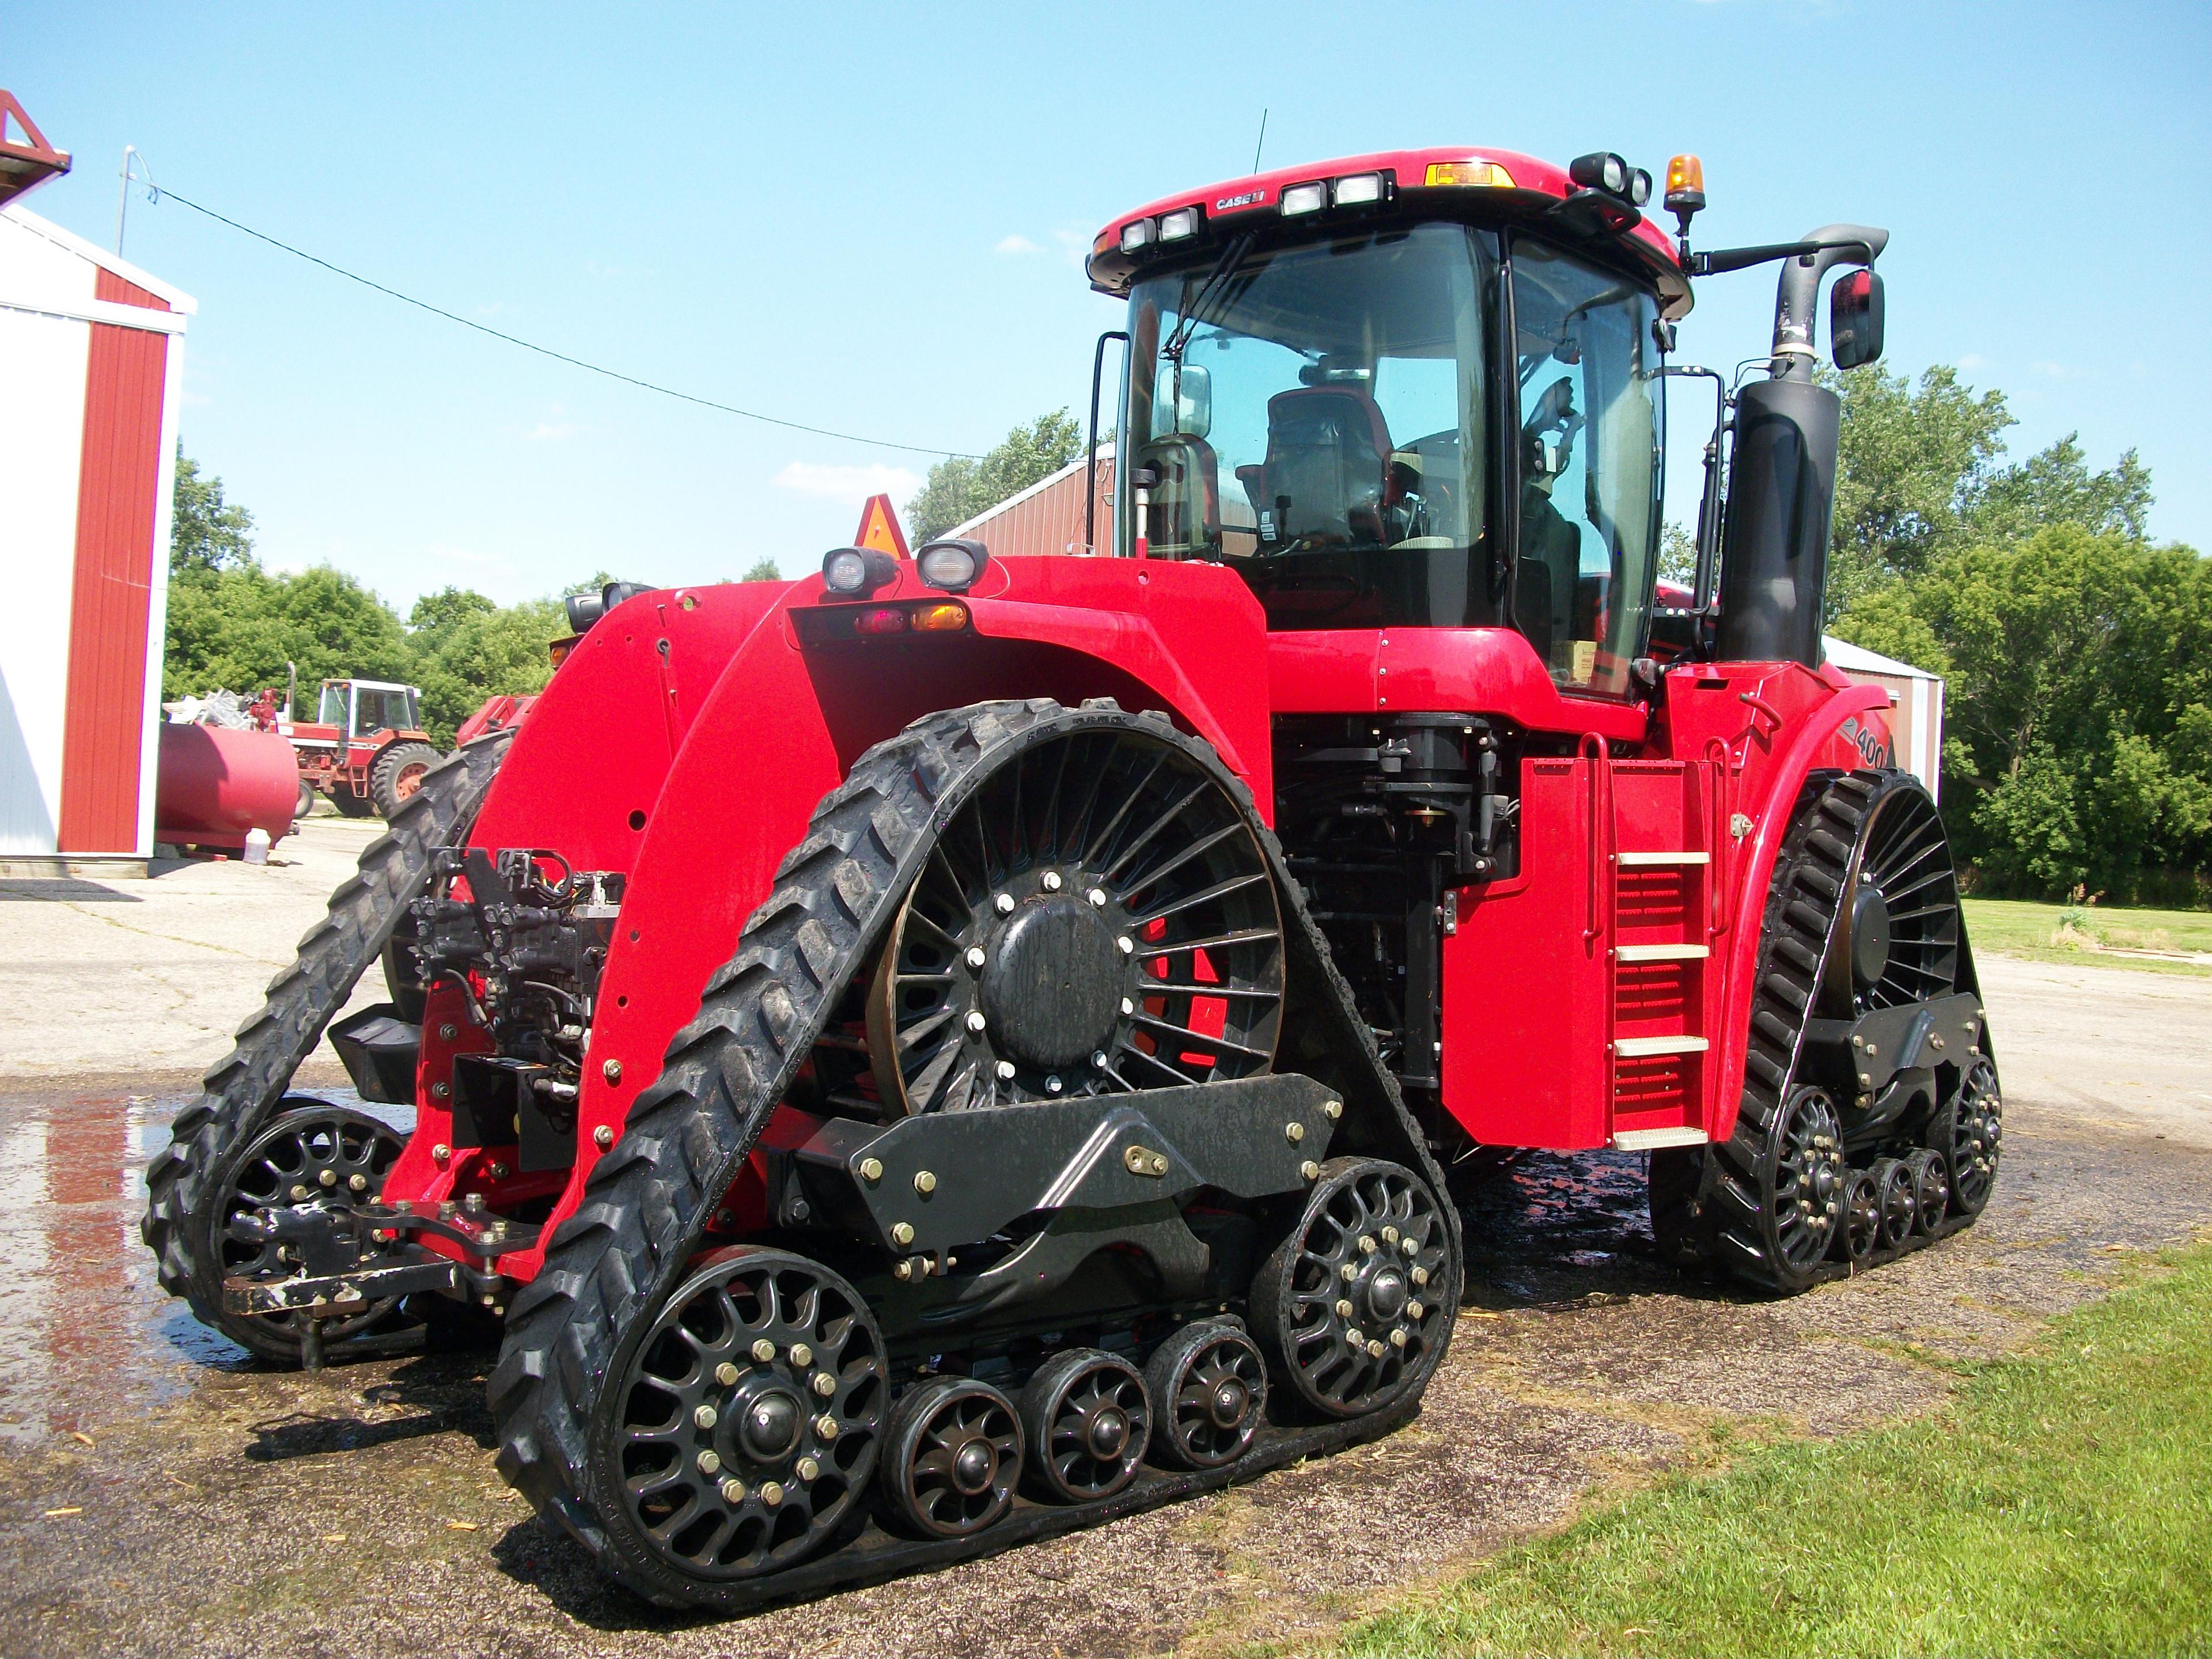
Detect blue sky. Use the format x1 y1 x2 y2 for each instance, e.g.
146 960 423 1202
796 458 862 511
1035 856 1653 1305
9 1 2207 607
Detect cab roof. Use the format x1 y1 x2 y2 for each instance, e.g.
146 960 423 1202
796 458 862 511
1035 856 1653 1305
1089 146 1691 319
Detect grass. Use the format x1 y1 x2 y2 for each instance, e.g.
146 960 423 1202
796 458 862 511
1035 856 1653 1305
1333 1245 2212 1659
1964 897 2212 976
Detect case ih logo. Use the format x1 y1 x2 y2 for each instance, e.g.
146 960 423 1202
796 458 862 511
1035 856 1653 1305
1214 190 1265 211
1840 717 1891 768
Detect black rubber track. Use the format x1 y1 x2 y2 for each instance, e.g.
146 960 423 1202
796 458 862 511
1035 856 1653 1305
487 698 1455 1611
140 730 512 1346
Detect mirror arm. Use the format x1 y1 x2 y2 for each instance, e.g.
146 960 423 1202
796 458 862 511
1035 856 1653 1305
1088 329 1130 556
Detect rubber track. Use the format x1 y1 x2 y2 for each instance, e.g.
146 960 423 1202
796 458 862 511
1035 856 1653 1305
487 698 1453 1609
140 730 512 1334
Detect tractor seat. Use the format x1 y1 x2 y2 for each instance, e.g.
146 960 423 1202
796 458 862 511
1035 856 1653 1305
1250 387 1394 548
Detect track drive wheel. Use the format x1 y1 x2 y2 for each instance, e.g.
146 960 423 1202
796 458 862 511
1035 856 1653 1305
1018 1350 1150 1503
372 741 444 818
1253 1157 1456 1419
1713 1084 1847 1294
210 1099 411 1362
1145 1321 1267 1469
1935 1056 2003 1218
881 1377 1022 1538
591 1248 885 1590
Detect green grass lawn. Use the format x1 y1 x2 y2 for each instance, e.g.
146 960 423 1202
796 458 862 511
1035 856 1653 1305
1335 1246 2212 1659
1965 897 2212 976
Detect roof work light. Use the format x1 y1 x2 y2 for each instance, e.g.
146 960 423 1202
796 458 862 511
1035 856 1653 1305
823 546 899 599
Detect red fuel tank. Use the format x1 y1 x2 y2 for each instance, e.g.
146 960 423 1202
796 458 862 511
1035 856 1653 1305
154 725 298 852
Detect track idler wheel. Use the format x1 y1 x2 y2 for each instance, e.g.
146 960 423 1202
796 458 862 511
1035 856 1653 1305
1144 1321 1267 1469
1253 1157 1456 1419
211 1099 409 1363
1870 1157 1917 1247
1904 1149 1950 1238
1018 1350 1150 1503
1938 1057 2003 1218
596 1248 884 1585
882 1377 1023 1538
1831 1166 1880 1267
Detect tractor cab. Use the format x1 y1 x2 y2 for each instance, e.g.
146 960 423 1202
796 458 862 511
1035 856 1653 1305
316 679 422 743
1099 149 1677 700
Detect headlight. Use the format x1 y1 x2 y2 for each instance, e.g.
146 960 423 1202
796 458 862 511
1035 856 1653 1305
1279 182 1325 216
1158 207 1198 241
916 537 990 593
823 546 897 597
1331 172 1384 206
1120 218 1155 253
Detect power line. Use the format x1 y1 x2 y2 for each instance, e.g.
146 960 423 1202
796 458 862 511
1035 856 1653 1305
146 185 980 460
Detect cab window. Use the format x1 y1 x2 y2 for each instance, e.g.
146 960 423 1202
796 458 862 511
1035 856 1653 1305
1509 240 1662 696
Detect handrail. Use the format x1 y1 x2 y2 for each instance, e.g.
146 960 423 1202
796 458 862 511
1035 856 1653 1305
1578 732 1610 944
1703 736 1733 938
1085 330 1130 557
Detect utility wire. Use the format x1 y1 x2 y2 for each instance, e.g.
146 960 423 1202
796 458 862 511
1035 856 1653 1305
146 185 979 460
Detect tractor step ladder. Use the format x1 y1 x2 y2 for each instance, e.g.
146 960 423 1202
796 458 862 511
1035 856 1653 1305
1603 762 1722 1152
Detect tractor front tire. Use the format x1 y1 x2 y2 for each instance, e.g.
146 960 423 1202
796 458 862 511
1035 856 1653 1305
294 775 316 823
332 787 377 819
372 741 444 819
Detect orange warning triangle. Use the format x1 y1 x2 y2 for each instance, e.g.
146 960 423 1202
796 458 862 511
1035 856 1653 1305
854 494 911 560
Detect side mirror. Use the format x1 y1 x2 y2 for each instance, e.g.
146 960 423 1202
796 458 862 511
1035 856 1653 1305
1153 363 1211 439
1830 268 1885 370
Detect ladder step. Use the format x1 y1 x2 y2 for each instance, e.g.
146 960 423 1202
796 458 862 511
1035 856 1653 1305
1618 850 1711 866
1616 942 1711 963
1612 1126 1711 1152
1613 1035 1711 1058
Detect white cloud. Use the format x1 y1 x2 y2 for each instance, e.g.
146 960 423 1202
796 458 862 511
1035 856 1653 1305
995 234 1043 255
773 461 922 503
525 421 579 441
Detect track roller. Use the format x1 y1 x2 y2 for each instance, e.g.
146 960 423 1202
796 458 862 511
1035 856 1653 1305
1145 1321 1267 1469
1903 1149 1950 1237
1832 1166 1880 1267
1018 1350 1150 1503
882 1377 1024 1538
1870 1157 1917 1247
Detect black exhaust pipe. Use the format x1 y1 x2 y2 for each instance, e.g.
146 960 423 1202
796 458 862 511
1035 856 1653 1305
1714 224 1885 668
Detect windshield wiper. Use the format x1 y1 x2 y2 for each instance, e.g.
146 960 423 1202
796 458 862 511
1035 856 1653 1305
1163 233 1255 363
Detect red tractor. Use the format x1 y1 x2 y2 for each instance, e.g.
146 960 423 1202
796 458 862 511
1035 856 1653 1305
286 677 444 819
145 146 1997 1611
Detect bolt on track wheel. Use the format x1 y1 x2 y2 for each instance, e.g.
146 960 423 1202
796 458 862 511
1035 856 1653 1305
1904 1149 1950 1238
1940 1056 2003 1218
597 1248 884 1584
882 1377 1022 1538
1018 1349 1150 1502
214 1099 408 1362
1145 1321 1267 1469
865 724 1284 1112
1253 1157 1455 1420
1762 1086 1848 1283
1831 1166 1880 1266
1871 1157 1917 1247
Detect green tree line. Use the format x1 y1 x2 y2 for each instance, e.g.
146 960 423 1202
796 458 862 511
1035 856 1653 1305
1822 367 2207 904
162 453 781 747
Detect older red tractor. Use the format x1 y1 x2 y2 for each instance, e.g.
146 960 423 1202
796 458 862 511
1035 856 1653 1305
286 677 444 819
145 146 1997 1610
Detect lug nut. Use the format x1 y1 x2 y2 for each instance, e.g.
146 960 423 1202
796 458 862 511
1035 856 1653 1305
1086 888 1107 908
1302 1160 1321 1181
1323 1100 1342 1121
318 1168 338 1187
994 893 1015 916
1358 1235 1378 1255
859 1157 884 1183
891 1221 915 1247
1402 1236 1419 1257
789 1343 813 1366
995 1060 1017 1081
1116 936 1134 955
1367 1340 1387 1359
893 1260 914 1282
1120 998 1135 1017
1340 1262 1358 1282
696 1449 721 1475
1336 1298 1355 1319
1046 1075 1062 1094
812 1372 837 1398
1285 1122 1306 1144
815 1413 839 1439
593 1124 614 1149
1041 871 1062 891
1389 1329 1407 1349
694 1404 718 1429
914 1170 937 1195
1407 1300 1425 1321
719 1478 747 1503
1092 1051 1109 1069
796 1456 820 1482
349 1172 369 1192
965 946 987 970
291 1184 310 1200
1381 1225 1399 1245
1412 1266 1429 1287
965 1010 987 1035
752 1339 777 1363
716 1362 740 1387
760 1481 785 1508
1346 1327 1365 1347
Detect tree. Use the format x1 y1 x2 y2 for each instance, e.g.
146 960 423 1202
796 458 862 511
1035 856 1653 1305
407 592 562 746
739 557 781 582
906 410 1084 542
169 451 256 574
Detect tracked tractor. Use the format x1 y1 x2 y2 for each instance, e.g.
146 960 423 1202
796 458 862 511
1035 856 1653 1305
143 146 1998 1611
